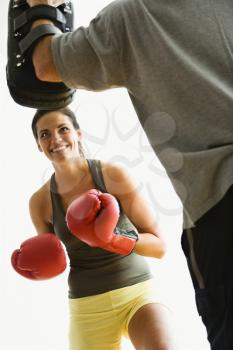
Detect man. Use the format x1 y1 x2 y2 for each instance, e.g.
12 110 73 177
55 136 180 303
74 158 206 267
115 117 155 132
22 0 233 348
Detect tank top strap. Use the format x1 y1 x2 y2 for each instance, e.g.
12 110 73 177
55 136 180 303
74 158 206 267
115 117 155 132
50 173 65 224
86 159 107 193
86 158 128 217
50 173 57 193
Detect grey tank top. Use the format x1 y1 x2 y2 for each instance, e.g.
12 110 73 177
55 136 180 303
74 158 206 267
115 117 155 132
50 159 151 298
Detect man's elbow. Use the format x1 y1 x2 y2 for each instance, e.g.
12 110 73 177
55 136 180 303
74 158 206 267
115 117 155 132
34 62 62 82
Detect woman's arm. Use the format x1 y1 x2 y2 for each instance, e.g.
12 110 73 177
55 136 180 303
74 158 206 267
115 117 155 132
102 163 166 259
10 183 66 280
29 185 54 234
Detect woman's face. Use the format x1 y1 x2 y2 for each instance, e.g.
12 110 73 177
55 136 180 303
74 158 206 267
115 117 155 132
36 111 82 162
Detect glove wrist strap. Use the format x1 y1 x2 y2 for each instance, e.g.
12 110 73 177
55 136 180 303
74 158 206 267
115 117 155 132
114 228 139 241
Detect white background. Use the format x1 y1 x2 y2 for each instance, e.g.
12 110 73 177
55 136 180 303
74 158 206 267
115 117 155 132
0 1 210 349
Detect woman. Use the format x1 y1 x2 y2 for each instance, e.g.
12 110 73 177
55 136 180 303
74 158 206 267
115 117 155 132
29 107 176 350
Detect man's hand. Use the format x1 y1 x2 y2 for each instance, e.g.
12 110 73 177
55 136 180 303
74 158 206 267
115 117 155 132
27 0 65 7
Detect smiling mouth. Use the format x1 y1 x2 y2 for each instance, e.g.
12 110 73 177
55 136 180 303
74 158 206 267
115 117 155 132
50 145 68 153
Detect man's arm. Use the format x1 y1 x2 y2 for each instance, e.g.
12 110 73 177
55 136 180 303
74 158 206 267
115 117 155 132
31 26 61 82
27 0 64 82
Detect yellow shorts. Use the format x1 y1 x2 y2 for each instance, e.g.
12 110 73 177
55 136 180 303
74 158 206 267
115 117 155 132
69 279 162 350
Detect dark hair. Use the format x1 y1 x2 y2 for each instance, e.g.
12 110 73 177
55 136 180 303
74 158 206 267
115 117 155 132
32 107 80 140
32 107 86 158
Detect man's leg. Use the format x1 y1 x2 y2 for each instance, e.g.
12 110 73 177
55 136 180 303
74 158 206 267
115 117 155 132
181 185 233 350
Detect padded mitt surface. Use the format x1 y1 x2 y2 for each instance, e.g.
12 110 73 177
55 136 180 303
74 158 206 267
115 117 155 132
6 0 76 109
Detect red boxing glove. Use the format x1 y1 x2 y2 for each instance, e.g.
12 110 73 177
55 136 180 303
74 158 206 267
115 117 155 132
11 233 67 280
66 189 138 255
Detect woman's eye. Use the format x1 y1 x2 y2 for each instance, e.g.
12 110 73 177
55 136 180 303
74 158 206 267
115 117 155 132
40 132 48 139
60 126 69 132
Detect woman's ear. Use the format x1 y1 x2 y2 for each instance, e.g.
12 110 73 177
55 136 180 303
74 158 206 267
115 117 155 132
77 128 82 140
37 142 43 152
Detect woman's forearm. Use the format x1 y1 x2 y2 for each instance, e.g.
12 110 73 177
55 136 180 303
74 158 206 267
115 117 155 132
133 233 166 259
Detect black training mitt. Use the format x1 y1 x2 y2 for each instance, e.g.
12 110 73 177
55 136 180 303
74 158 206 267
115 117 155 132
6 0 76 109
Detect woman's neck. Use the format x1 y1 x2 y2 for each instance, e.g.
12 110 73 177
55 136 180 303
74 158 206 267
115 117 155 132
53 157 89 195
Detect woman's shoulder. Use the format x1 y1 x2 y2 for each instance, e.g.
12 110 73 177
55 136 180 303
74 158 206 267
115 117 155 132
100 160 135 196
29 180 54 232
100 160 128 179
29 180 51 214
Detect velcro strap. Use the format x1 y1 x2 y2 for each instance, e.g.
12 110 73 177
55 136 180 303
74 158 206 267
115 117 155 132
114 228 139 241
11 0 26 9
14 5 66 32
19 24 61 54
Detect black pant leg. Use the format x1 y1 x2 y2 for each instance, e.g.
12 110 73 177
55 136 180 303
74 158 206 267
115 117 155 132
181 185 233 350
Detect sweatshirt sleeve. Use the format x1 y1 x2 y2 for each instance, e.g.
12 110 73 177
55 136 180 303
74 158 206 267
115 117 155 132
51 5 125 90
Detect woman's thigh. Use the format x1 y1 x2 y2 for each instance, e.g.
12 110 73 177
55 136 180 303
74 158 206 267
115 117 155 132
128 303 177 350
69 296 122 350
